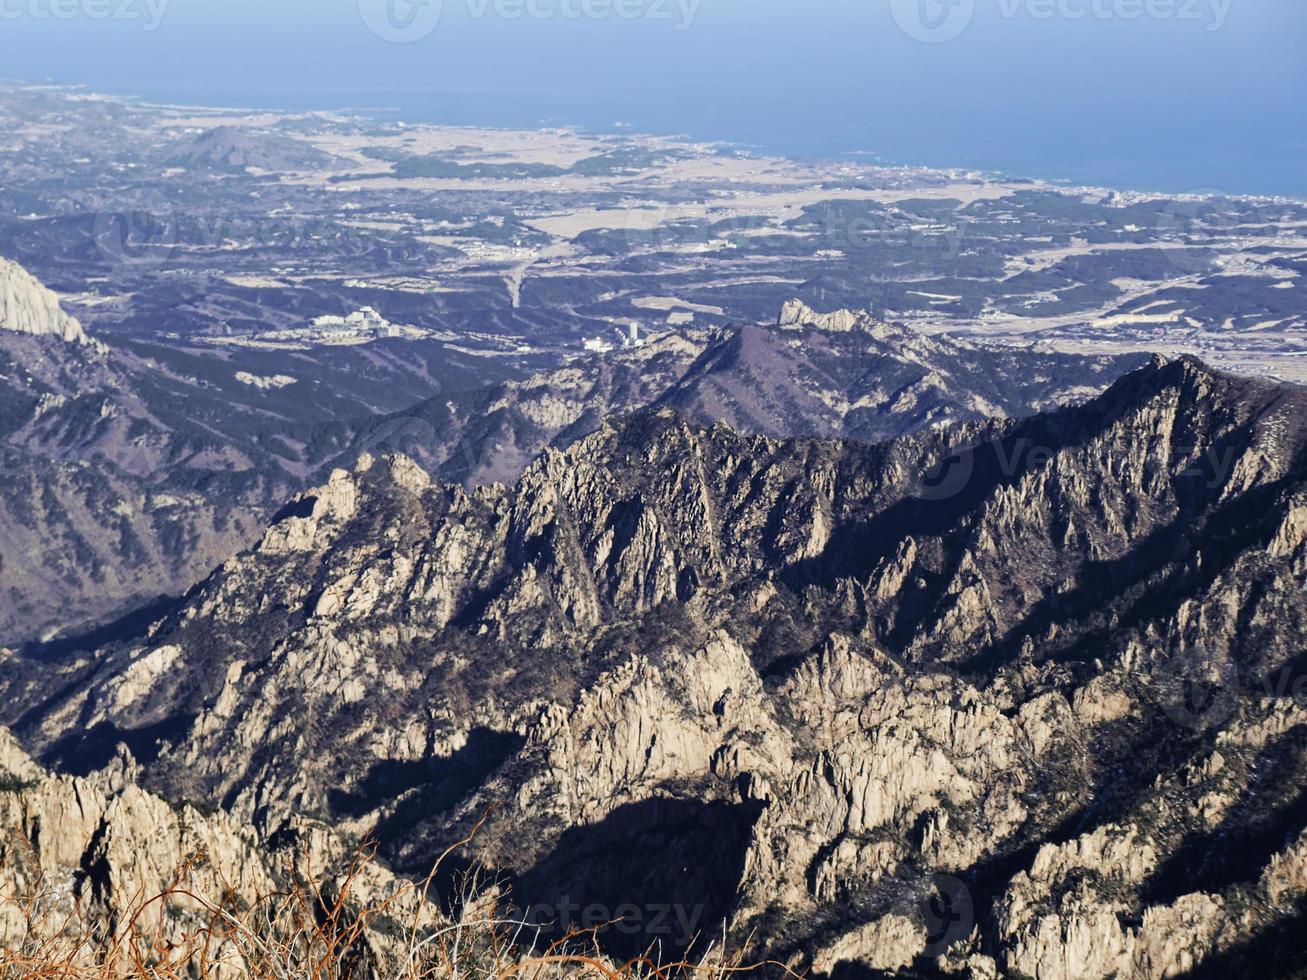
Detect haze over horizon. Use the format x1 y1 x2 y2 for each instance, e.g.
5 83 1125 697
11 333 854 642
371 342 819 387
0 0 1304 196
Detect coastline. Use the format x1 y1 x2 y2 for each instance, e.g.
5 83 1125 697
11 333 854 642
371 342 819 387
6 76 1304 204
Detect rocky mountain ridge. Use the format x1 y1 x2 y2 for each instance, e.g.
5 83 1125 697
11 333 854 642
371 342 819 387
0 727 455 974
0 257 327 644
0 272 1145 646
343 301 1148 487
5 355 1306 976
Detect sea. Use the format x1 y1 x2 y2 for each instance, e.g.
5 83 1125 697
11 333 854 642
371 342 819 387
1 0 1304 198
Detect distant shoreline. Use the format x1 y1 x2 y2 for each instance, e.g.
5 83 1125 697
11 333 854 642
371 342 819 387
5 76 1304 205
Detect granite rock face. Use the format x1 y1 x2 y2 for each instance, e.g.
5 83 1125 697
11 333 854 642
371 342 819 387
0 256 91 345
4 356 1307 974
0 729 439 972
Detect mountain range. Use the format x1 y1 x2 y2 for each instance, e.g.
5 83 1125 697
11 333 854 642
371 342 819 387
339 300 1148 487
163 125 346 173
5 81 1307 980
4 349 1305 977
0 259 1146 646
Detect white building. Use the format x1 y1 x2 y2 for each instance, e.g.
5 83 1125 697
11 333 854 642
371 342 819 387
312 307 396 336
582 321 645 355
622 321 646 349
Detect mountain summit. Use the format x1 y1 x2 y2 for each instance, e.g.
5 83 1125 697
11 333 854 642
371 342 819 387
164 125 340 173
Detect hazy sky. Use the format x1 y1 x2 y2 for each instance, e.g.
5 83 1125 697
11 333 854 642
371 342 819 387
1 0 1304 195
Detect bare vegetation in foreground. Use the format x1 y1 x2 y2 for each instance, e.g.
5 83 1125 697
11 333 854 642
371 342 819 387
0 825 787 980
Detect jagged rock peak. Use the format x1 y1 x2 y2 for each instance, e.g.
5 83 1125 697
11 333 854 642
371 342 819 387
1104 349 1296 420
0 256 92 345
778 298 876 334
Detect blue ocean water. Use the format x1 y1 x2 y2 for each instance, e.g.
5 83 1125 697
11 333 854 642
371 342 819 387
2 0 1304 197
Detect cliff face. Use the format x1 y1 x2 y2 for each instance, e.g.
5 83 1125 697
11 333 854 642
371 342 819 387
0 256 91 346
4 356 1307 975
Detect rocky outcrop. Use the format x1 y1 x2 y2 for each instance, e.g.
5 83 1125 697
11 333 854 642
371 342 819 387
0 728 445 974
778 299 861 333
0 256 91 345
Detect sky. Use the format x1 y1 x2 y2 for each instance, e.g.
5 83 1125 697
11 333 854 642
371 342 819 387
0 0 1304 196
